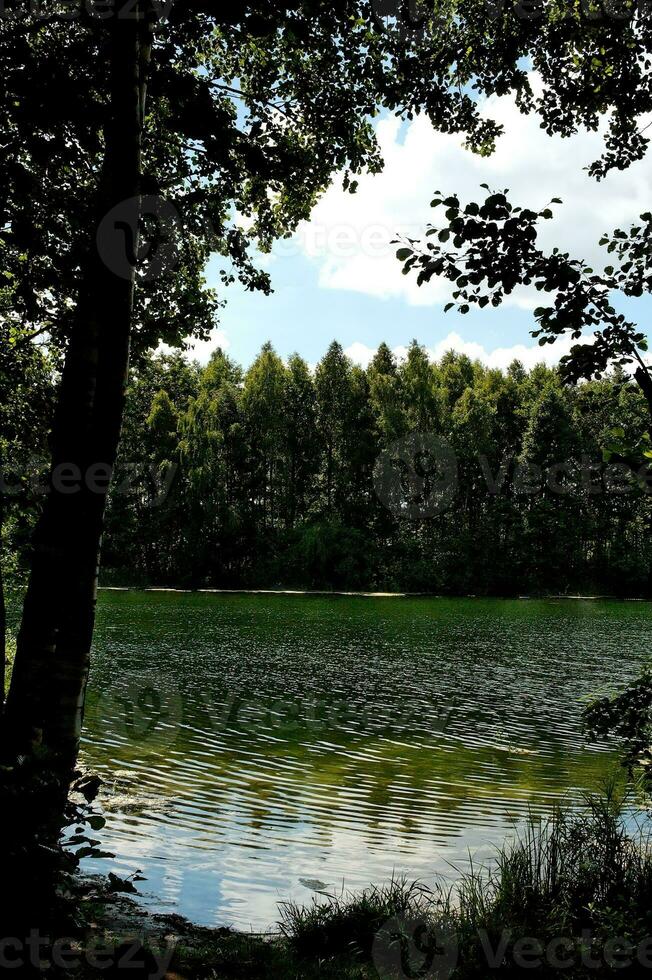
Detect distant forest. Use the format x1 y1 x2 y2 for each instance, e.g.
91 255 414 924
99 339 652 597
4 340 652 596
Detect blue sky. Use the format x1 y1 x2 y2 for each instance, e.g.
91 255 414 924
196 81 652 372
205 252 554 368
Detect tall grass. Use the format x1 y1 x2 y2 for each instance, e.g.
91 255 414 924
280 877 453 962
280 788 652 978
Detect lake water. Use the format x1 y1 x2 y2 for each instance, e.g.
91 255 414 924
79 590 650 930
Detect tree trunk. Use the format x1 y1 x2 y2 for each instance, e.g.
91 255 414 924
634 367 652 436
0 472 5 716
3 5 153 761
634 367 652 601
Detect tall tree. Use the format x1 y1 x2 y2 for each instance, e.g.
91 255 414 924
0 321 54 712
242 342 288 527
6 0 652 753
2 0 507 756
182 349 245 585
283 354 319 527
399 340 439 432
4 2 157 754
315 341 353 514
97 342 652 596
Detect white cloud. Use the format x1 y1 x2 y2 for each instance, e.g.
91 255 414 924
344 341 382 368
162 328 231 365
192 328 231 361
345 331 583 372
292 81 652 309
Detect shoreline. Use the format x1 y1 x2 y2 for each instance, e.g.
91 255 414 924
98 586 649 602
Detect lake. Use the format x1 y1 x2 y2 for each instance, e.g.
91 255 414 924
78 590 650 930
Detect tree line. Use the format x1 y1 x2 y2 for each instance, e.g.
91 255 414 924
90 340 651 596
3 0 650 757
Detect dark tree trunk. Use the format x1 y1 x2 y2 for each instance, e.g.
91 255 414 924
0 475 5 716
634 367 652 601
4 5 153 760
634 367 652 432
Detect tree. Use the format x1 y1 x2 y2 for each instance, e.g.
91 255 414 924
6 0 652 753
2 0 514 756
283 354 319 527
399 188 652 435
399 340 439 432
367 342 404 441
102 352 199 583
315 342 353 514
95 341 651 595
518 384 584 591
241 342 288 528
0 322 54 712
397 188 652 590
182 349 245 585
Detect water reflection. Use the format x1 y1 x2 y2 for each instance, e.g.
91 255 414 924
80 592 650 928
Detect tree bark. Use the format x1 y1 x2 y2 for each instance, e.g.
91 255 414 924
635 366 652 432
634 367 652 600
0 471 5 716
3 4 153 760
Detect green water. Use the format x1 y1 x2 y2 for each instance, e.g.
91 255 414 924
78 591 650 930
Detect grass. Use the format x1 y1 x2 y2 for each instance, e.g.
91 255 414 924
279 876 452 964
274 787 652 979
7 785 651 978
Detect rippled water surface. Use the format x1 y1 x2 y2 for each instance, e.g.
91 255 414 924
79 591 651 929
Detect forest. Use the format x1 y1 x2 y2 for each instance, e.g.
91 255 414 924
3 1 652 976
5 335 650 598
